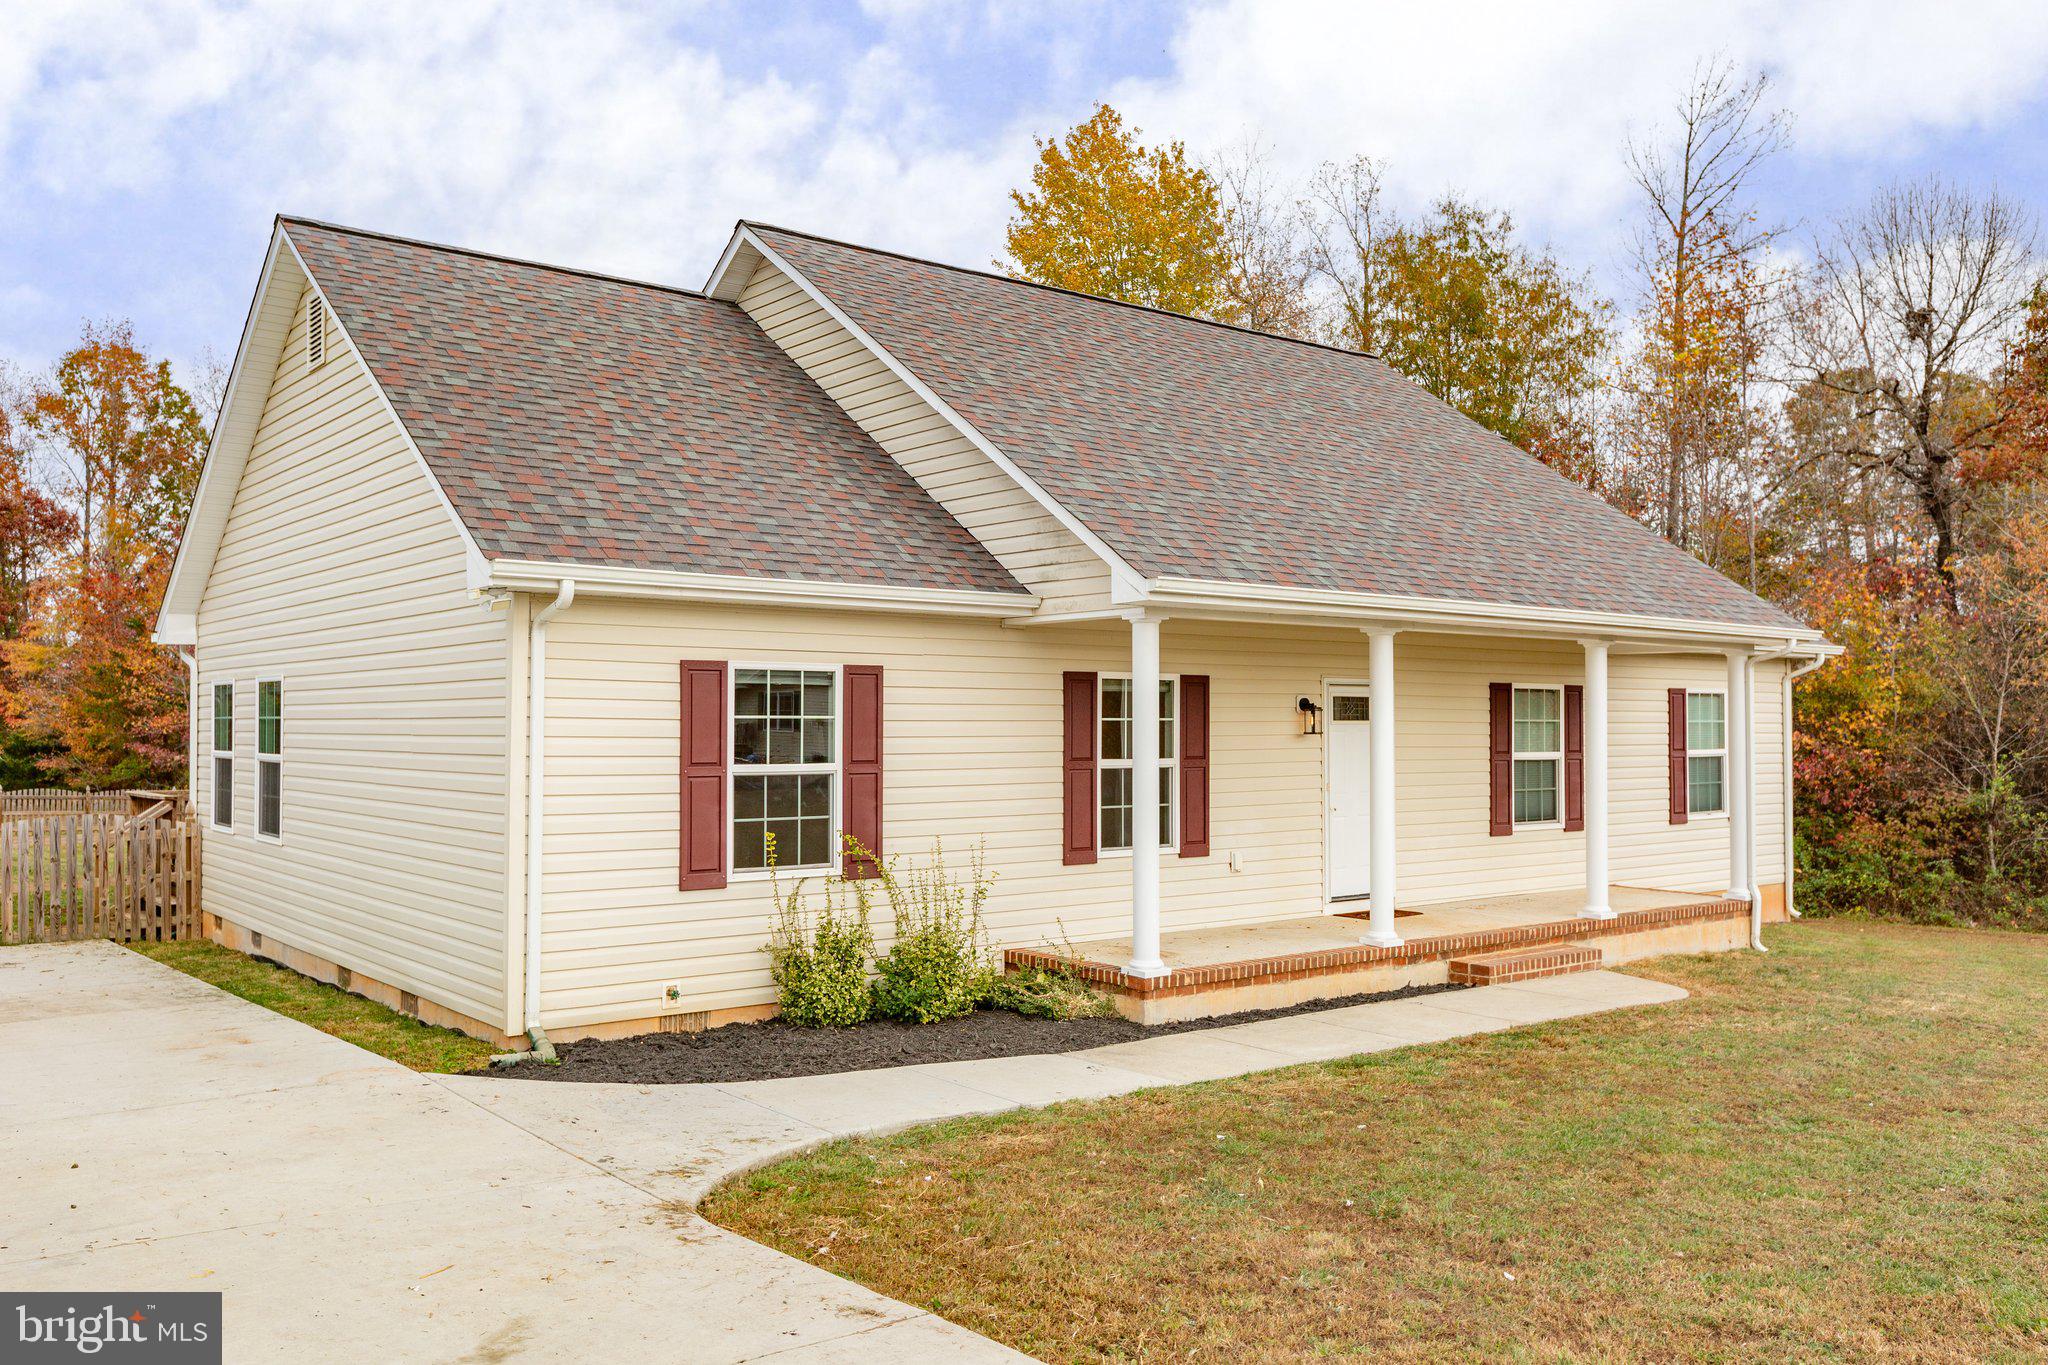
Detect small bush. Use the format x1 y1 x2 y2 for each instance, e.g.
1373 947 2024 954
869 840 997 1024
765 836 874 1028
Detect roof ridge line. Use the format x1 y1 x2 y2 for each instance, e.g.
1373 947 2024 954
278 214 714 302
740 220 1382 362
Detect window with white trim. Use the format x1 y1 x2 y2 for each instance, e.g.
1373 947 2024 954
731 667 837 872
1511 685 1563 826
1685 690 1727 815
210 682 234 831
256 679 282 840
1099 675 1177 852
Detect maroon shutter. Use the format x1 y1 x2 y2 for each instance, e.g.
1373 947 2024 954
1563 684 1585 832
1488 683 1514 836
842 665 884 879
1179 675 1210 858
679 660 728 890
1063 671 1098 865
1668 688 1690 825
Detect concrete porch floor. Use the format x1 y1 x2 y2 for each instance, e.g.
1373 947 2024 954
1005 885 1751 1023
1066 884 1719 974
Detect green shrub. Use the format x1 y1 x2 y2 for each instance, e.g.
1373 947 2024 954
765 835 874 1028
869 840 997 1024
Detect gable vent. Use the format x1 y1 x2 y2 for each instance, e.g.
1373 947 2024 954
306 296 327 369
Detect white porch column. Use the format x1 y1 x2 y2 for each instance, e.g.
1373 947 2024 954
1725 647 1752 901
1363 628 1403 948
1125 611 1167 977
1581 639 1615 919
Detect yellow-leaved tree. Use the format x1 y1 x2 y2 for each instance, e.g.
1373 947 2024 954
1003 105 1233 319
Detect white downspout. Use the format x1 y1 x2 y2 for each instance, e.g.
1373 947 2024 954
178 649 198 816
1785 652 1832 921
501 579 574 1065
1744 643 1805 951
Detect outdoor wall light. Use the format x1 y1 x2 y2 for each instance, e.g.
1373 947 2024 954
1297 696 1323 736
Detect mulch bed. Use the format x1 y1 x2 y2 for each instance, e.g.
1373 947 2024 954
484 980 1469 1085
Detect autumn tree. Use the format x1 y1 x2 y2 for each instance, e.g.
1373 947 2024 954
1614 60 1788 562
1303 157 1607 473
1790 178 2042 593
1004 105 1235 319
6 323 205 787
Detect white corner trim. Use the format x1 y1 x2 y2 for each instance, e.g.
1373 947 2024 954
276 233 491 586
729 226 1148 594
484 558 1038 616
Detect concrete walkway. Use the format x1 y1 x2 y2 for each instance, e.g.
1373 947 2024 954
443 970 1688 1206
1 942 1025 1363
4 941 1684 1363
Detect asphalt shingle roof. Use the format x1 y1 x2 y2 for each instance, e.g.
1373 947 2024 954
752 225 1806 632
282 219 1022 595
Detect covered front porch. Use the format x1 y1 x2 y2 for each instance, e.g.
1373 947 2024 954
1014 600 1808 1010
1008 884 1761 1024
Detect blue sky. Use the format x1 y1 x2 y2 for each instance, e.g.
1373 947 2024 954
7 0 2048 384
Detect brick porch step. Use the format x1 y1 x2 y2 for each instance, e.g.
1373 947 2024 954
1447 944 1603 985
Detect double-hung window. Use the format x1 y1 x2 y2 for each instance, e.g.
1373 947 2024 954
1510 685 1564 826
731 667 837 872
256 680 283 840
1099 675 1177 852
1685 691 1727 815
210 683 234 832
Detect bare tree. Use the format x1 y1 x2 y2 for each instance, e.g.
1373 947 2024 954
1300 155 1397 351
1209 139 1315 340
1621 57 1790 547
1792 177 2041 592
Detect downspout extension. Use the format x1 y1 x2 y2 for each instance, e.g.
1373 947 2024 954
494 579 575 1067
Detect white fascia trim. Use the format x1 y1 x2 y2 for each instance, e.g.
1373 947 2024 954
718 226 1147 593
277 232 491 589
154 227 291 645
1021 574 1842 652
484 558 1038 616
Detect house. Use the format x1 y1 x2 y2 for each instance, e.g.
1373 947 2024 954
154 216 1836 1047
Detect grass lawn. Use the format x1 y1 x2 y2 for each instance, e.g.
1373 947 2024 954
705 922 2048 1361
130 939 497 1074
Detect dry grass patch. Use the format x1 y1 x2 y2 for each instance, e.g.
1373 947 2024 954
704 922 2048 1361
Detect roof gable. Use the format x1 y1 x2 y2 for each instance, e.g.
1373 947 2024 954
281 220 1021 596
746 224 1807 635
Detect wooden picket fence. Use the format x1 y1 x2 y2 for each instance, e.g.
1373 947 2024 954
1 788 134 818
0 813 201 945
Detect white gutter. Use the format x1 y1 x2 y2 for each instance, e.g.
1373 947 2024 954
501 579 575 1065
1072 575 1835 652
485 559 1035 618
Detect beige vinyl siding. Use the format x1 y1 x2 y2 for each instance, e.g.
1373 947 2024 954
194 283 512 1028
536 602 1789 1029
737 261 1112 611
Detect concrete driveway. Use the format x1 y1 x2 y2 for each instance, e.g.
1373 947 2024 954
0 942 1021 1363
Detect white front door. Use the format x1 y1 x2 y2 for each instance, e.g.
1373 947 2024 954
1326 687 1371 900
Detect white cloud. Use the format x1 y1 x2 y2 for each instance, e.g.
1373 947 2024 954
1112 0 2048 242
1 0 1033 289
2 0 2045 331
